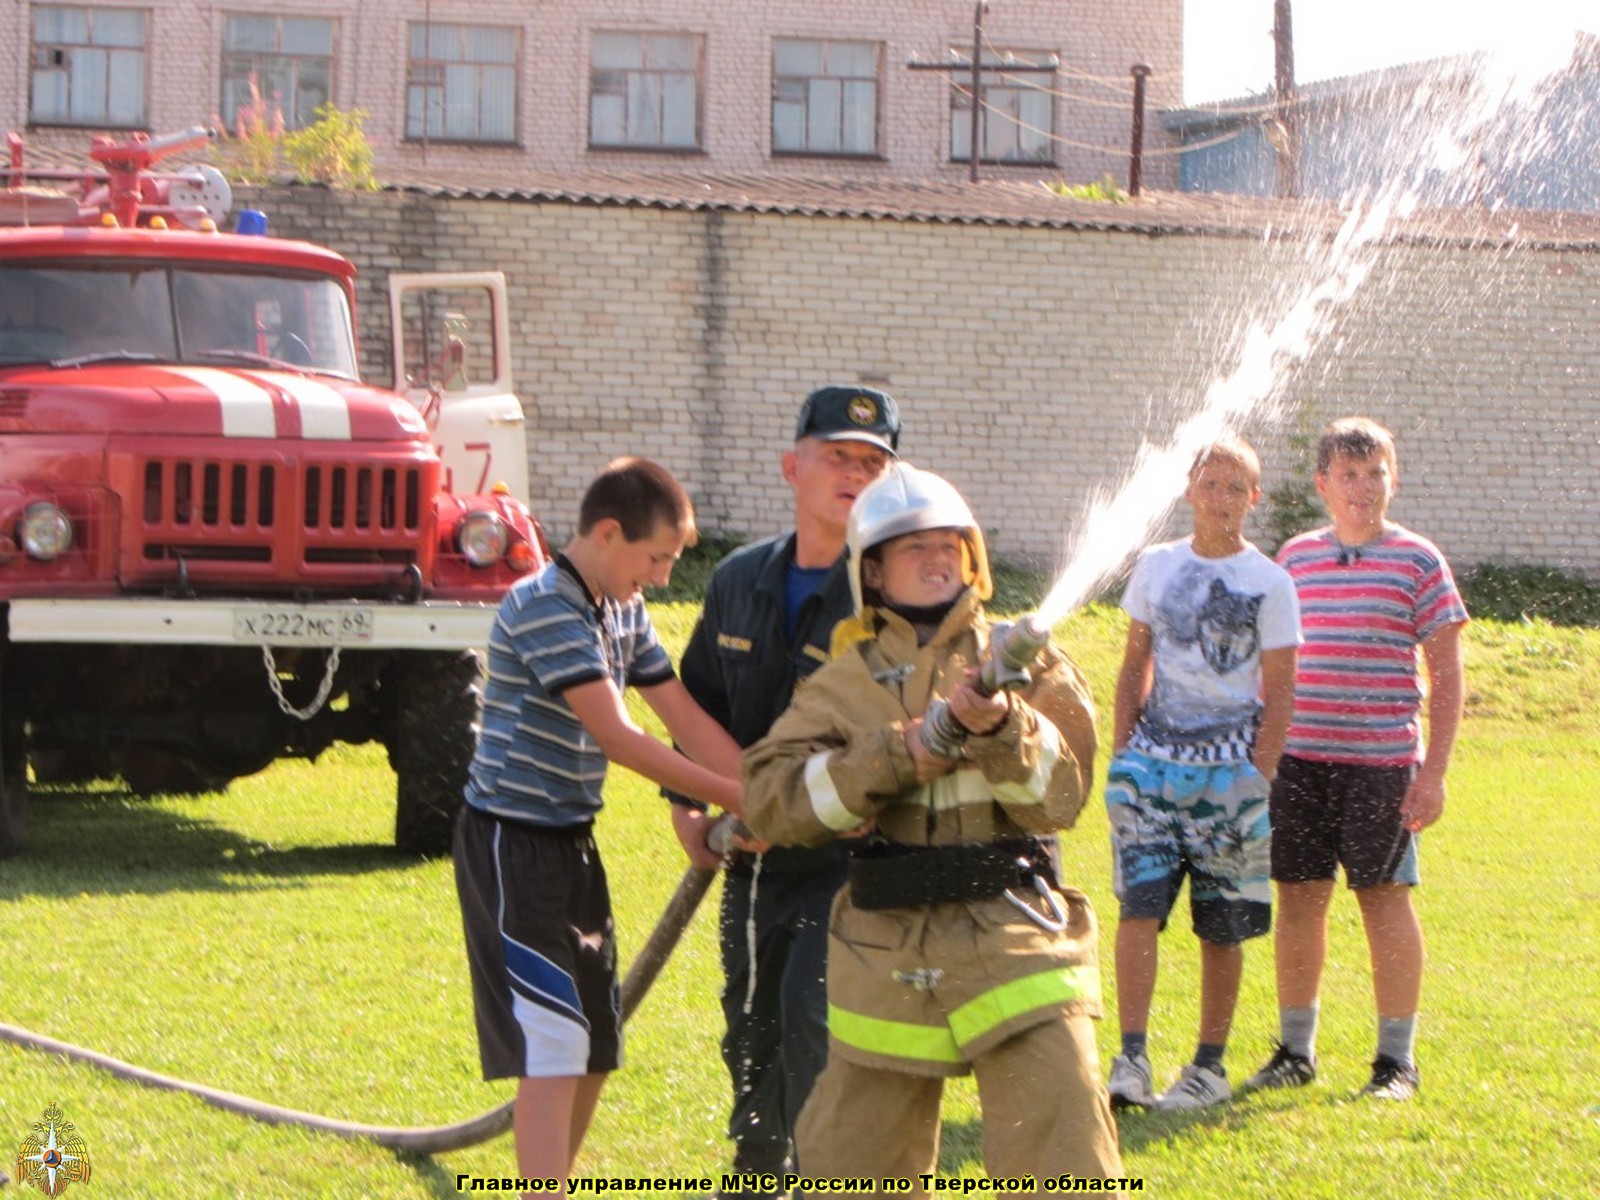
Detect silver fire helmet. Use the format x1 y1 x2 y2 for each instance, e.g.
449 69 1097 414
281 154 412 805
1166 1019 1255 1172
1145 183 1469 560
845 462 992 612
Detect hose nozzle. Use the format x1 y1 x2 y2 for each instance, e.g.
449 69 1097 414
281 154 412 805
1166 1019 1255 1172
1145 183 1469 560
977 614 1052 696
920 613 1053 758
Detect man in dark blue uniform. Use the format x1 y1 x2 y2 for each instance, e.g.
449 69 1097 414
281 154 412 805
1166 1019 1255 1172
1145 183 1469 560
668 386 900 1182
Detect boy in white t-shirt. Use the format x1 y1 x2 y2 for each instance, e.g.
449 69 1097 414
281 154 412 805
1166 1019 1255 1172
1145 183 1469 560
1103 438 1302 1111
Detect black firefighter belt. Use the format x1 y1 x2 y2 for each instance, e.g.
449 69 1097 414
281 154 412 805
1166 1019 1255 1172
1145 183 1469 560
847 837 1051 911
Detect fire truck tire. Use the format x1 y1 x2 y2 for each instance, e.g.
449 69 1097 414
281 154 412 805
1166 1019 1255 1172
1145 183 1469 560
0 663 27 858
388 650 481 857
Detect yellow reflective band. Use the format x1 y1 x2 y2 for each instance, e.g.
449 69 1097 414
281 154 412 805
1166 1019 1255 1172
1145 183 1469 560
827 1003 964 1064
948 964 1100 1049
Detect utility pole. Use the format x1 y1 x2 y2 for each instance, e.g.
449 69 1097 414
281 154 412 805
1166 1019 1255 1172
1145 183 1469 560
908 1 1055 183
1272 0 1300 197
1128 63 1152 197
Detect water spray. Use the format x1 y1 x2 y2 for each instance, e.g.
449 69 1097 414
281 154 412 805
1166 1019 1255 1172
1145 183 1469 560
1020 35 1585 640
920 614 1052 757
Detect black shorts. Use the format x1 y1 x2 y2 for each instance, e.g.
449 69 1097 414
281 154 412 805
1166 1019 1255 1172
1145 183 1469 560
1268 754 1420 889
452 805 622 1080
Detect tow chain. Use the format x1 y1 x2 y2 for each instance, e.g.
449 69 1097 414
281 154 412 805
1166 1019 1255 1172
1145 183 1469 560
260 645 341 721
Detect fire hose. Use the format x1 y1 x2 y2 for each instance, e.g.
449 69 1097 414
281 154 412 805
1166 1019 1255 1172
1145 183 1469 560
0 623 1055 1165
0 856 722 1157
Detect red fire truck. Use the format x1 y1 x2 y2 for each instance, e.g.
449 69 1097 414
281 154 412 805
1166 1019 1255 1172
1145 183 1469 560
0 128 547 857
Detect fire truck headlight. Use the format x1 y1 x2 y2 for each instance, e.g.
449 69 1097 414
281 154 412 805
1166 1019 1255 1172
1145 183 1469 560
19 503 73 561
457 511 508 567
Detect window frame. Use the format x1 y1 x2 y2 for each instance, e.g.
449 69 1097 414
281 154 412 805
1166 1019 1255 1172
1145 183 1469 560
219 13 336 132
947 46 1058 167
29 3 150 130
770 37 883 160
403 20 521 147
588 30 705 153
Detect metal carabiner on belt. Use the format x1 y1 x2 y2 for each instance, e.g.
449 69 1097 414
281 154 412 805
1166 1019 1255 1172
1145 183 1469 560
1003 870 1069 932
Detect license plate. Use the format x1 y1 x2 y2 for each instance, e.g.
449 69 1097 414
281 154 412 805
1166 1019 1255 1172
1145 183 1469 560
233 606 375 645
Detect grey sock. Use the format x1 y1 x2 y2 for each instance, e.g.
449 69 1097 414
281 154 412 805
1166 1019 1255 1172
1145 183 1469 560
1281 1004 1320 1059
1378 1014 1418 1067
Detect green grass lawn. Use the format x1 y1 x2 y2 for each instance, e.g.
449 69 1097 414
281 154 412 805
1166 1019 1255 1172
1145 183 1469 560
3 603 1598 1198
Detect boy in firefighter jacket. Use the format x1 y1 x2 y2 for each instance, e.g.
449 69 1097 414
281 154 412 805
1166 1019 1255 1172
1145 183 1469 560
741 463 1123 1184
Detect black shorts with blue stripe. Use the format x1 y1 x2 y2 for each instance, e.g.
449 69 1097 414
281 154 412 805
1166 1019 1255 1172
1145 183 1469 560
453 804 622 1080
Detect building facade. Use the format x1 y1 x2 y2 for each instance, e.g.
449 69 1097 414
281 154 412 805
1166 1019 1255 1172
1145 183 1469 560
2 0 1183 189
240 177 1600 581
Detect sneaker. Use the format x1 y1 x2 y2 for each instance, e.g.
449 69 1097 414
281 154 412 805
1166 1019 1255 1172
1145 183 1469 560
1106 1052 1155 1109
1156 1062 1233 1111
1361 1055 1420 1101
1244 1042 1318 1091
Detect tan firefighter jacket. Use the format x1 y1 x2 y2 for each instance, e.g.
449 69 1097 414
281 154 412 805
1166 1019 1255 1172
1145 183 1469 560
741 588 1104 1076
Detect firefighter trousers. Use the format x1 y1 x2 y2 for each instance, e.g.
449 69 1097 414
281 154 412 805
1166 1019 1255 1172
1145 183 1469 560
793 1010 1122 1190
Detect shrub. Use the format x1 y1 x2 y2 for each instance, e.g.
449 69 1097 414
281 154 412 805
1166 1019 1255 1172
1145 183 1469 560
1458 563 1600 628
1263 415 1323 552
1045 174 1130 203
282 104 379 191
213 76 378 190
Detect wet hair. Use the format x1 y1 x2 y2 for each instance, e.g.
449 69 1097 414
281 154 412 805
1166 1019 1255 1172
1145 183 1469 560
1316 417 1397 474
577 456 698 544
1189 436 1261 484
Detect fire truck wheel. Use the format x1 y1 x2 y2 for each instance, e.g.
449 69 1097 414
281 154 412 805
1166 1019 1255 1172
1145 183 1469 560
388 650 482 857
0 669 27 858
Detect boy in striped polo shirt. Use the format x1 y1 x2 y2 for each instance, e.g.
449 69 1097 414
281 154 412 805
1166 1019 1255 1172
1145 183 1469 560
1246 417 1468 1101
453 457 744 1186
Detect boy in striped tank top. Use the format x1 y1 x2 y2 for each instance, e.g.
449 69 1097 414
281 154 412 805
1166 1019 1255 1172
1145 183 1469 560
1245 418 1468 1102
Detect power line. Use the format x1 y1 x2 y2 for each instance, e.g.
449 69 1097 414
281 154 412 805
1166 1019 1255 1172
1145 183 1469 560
945 77 1250 163
977 28 1138 96
908 3 1257 181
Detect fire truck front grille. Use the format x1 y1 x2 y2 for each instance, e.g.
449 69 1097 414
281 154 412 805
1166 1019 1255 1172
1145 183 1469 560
143 461 278 530
300 464 423 535
134 456 428 578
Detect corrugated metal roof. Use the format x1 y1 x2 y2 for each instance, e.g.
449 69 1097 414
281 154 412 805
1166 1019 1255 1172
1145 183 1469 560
383 167 1257 235
375 167 1600 249
13 137 1600 250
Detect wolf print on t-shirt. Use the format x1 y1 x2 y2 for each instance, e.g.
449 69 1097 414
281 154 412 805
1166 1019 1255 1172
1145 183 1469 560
1124 541 1300 761
1196 578 1263 674
1143 561 1268 746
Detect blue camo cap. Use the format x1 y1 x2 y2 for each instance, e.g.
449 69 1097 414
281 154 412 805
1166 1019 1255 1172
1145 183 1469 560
794 386 901 456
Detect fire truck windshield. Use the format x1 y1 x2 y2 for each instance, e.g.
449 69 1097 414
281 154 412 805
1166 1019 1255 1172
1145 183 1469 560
0 262 359 377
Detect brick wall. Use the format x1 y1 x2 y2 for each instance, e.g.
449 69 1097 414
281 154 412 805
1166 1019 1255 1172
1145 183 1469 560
245 183 1600 582
1 0 1181 190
